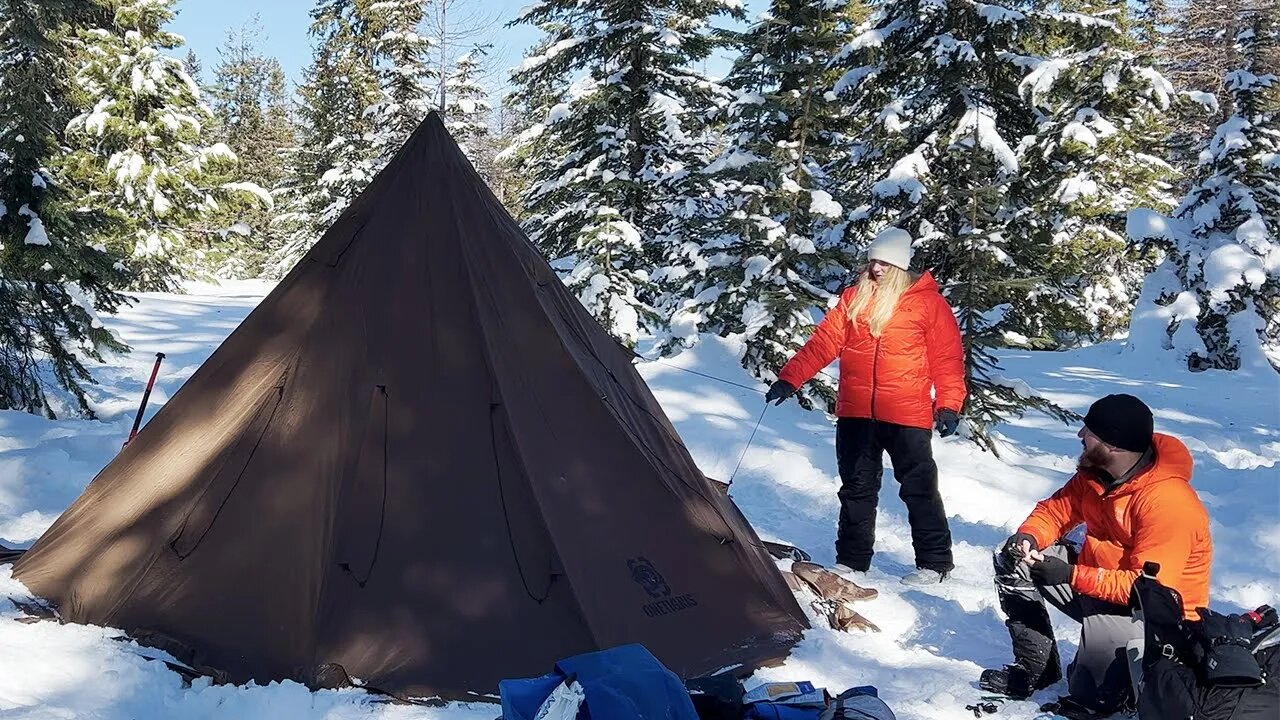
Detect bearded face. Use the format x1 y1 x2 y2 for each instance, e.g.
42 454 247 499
1078 441 1111 470
1077 425 1113 471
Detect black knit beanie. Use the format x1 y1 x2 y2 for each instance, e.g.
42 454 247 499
1083 394 1153 453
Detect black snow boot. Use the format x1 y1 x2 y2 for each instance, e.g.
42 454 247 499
1038 696 1107 719
978 661 1062 699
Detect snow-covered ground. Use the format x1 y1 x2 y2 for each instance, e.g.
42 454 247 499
1 280 1277 719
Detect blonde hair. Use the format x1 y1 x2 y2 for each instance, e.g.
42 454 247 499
847 264 912 337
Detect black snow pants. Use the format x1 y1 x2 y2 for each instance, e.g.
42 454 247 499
834 417 953 573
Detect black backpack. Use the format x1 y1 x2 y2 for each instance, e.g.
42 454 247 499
1129 562 1279 720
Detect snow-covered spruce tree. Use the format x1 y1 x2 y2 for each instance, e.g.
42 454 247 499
1008 1 1179 343
183 48 201 83
204 20 297 278
830 0 1077 450
444 44 491 163
363 0 435 166
508 0 743 347
0 0 130 417
271 0 380 275
1127 16 1279 372
499 29 574 223
664 0 864 409
63 0 269 291
484 100 528 211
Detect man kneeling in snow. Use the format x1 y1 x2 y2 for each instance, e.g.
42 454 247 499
980 394 1212 717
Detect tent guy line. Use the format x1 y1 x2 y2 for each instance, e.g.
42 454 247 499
651 359 841 395
727 404 770 488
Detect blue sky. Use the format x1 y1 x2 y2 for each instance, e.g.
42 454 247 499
168 0 540 92
168 0 756 97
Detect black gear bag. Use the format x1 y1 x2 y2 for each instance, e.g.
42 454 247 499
1129 562 1279 720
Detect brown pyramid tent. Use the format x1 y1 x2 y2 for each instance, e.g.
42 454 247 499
13 112 806 699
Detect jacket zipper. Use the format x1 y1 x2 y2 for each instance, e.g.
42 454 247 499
870 336 881 422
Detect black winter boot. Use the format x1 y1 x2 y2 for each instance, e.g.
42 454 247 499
1038 696 1105 719
978 660 1062 699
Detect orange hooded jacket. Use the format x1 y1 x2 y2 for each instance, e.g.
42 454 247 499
778 271 966 430
1019 433 1212 620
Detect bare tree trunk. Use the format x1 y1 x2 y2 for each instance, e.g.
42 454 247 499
426 0 501 113
438 0 447 111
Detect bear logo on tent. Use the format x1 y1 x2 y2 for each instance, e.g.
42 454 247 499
629 557 671 599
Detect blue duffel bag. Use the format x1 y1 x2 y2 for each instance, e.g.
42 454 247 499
819 686 897 720
743 685 896 720
499 643 698 720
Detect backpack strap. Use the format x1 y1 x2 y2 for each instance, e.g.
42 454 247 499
1252 624 1280 653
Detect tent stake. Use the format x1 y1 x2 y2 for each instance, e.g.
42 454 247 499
125 352 165 447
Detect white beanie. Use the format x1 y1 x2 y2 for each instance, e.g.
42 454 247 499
868 227 913 271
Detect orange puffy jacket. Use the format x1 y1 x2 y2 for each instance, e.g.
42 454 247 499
778 271 966 430
1019 434 1212 620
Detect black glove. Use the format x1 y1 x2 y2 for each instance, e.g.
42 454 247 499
1198 608 1255 647
1029 556 1073 586
934 408 960 437
1197 607 1265 686
765 380 797 405
1001 532 1039 562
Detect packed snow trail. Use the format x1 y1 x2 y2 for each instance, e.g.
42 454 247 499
1 281 1277 719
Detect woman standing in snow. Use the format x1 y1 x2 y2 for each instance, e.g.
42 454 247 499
765 227 966 585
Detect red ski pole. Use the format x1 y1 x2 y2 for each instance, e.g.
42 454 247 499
125 352 165 447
